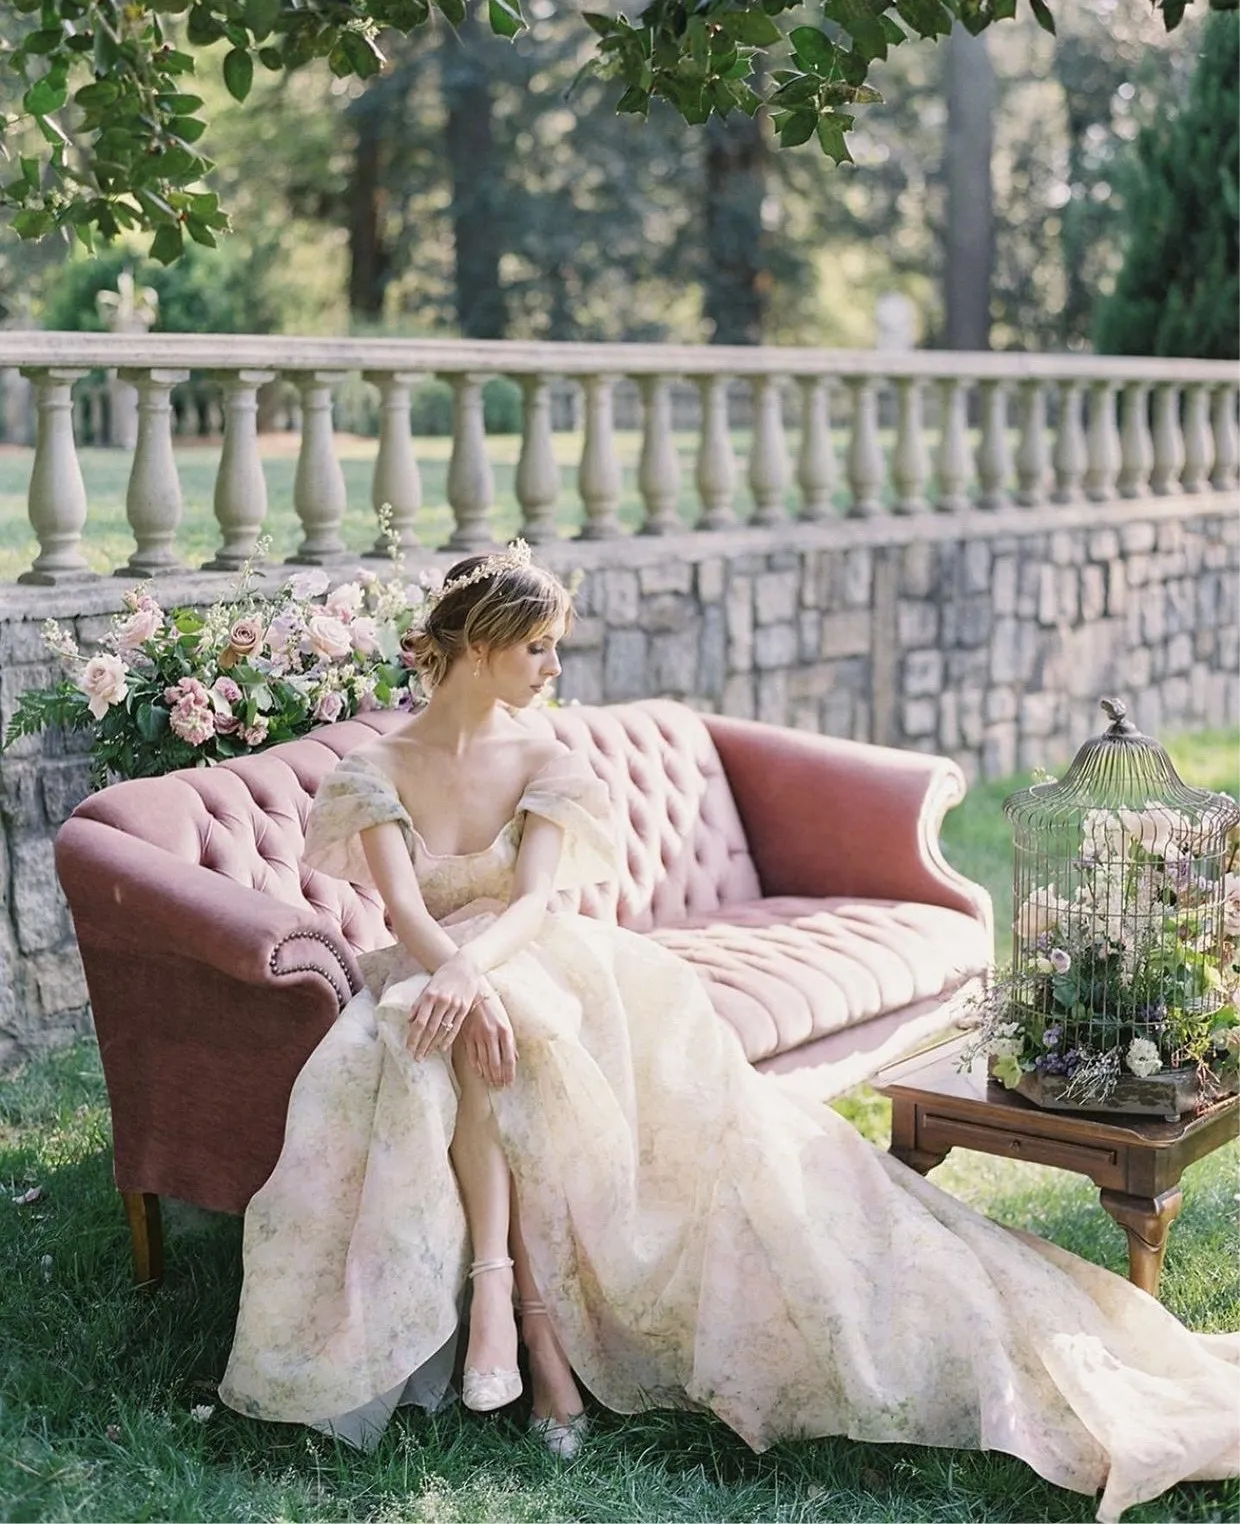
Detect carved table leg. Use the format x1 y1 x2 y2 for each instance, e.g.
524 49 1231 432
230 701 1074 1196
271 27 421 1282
889 1145 951 1176
122 1190 164 1288
1099 1186 1183 1298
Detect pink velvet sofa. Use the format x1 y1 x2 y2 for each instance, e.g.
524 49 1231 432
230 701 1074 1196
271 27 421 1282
54 698 992 1283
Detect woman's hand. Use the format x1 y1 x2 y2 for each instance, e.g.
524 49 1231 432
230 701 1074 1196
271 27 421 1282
407 951 481 1061
459 985 518 1089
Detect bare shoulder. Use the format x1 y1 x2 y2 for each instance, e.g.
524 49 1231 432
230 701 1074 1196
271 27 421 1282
505 709 570 783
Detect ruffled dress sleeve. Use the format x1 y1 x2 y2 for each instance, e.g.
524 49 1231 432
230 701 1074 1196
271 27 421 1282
518 749 620 893
302 752 413 889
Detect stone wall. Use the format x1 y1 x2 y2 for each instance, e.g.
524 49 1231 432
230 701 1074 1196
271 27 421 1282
1 491 1236 1069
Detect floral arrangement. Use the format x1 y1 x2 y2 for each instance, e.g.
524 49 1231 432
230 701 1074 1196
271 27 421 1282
3 539 430 788
961 803 1240 1107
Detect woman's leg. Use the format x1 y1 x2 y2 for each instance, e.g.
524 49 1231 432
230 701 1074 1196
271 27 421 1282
510 1178 585 1424
450 1051 518 1377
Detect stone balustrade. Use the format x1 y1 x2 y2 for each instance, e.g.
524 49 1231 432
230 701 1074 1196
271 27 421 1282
1 334 1236 585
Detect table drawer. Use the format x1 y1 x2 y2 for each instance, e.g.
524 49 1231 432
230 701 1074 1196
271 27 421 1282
916 1107 1127 1188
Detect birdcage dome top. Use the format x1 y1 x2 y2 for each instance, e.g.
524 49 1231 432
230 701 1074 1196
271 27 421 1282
1004 698 1240 840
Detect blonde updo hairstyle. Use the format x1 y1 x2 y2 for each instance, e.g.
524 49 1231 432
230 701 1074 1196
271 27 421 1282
405 556 573 691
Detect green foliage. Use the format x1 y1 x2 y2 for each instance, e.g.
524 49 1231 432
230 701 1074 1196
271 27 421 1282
38 239 285 334
1095 10 1240 359
0 0 1218 259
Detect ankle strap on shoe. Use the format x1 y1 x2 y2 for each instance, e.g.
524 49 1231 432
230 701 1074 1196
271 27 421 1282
468 1256 515 1279
519 1298 548 1315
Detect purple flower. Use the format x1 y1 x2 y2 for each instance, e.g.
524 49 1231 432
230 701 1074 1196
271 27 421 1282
1049 948 1072 974
1042 1025 1061 1049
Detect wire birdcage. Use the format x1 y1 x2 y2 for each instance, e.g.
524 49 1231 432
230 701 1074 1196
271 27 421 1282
1002 698 1240 1105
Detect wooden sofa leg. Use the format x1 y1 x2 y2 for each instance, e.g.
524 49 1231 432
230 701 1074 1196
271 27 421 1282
122 1191 164 1288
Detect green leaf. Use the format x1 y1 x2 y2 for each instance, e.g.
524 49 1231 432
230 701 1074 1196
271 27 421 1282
135 702 170 742
788 25 837 73
12 207 56 238
245 0 282 38
149 222 184 264
24 76 68 115
779 109 817 147
816 111 854 163
580 11 612 34
823 0 887 59
222 47 254 101
185 215 218 247
258 45 283 68
1028 0 1055 33
879 14 907 43
616 84 651 115
488 0 525 38
895 0 953 35
723 9 783 44
435 0 466 26
186 4 225 44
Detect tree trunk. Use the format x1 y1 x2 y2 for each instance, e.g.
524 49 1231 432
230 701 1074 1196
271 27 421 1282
703 112 769 345
442 23 507 339
347 95 390 320
943 26 995 351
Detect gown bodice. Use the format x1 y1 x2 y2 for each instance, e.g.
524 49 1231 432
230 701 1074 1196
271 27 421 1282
408 818 522 920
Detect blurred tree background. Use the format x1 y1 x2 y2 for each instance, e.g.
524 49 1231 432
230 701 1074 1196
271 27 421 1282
3 1 1235 356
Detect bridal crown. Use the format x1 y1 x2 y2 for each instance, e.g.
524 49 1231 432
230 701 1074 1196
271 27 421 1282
428 539 534 606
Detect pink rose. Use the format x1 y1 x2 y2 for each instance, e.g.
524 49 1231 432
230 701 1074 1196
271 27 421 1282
113 606 162 650
350 616 379 655
164 676 209 706
214 713 240 736
169 695 214 746
211 676 242 706
313 690 344 723
324 581 364 619
238 717 269 747
306 613 352 660
79 654 129 719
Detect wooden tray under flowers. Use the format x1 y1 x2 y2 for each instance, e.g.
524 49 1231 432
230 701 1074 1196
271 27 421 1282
995 1060 1239 1123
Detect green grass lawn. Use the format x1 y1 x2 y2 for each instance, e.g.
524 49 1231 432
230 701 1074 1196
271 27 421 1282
2 734 1238 1522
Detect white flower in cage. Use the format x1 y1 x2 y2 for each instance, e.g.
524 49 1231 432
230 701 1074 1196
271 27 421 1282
1016 887 1073 942
1125 1036 1163 1078
1222 873 1240 938
989 1022 1024 1060
1081 809 1124 860
1116 807 1192 860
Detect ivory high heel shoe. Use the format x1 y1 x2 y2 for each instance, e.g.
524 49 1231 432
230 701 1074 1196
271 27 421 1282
521 1298 588 1460
461 1257 522 1412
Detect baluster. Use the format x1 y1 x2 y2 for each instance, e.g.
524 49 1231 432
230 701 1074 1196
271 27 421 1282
1150 383 1184 496
1117 382 1153 499
578 374 622 539
935 377 970 513
1210 383 1239 491
846 376 884 518
637 374 681 535
1084 380 1121 502
891 376 928 514
975 379 1010 510
444 373 495 550
1181 383 1211 494
515 373 560 544
748 373 789 525
364 371 421 556
204 369 275 570
18 366 95 585
1014 379 1048 506
288 370 348 563
695 375 736 529
116 367 189 576
795 375 835 521
1052 379 1086 503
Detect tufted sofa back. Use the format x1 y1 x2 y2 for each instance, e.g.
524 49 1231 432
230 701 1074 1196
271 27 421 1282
69 699 762 954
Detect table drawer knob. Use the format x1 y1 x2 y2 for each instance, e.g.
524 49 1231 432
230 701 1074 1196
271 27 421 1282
1007 1138 1023 1154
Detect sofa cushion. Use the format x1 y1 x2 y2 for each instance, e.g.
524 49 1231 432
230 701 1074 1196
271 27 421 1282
649 896 992 1064
545 700 762 931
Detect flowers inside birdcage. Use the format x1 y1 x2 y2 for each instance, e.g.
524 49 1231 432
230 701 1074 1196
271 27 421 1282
2 520 433 788
961 700 1240 1117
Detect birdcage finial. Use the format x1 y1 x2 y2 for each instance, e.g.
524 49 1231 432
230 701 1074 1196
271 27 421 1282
1099 696 1136 737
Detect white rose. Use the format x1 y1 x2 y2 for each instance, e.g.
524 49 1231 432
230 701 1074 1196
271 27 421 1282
1222 873 1240 938
325 581 365 618
286 569 330 600
1016 886 1070 943
350 616 380 655
1125 1037 1162 1079
78 654 129 719
306 614 353 660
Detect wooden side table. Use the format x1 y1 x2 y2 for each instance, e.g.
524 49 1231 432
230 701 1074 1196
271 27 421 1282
873 1037 1240 1299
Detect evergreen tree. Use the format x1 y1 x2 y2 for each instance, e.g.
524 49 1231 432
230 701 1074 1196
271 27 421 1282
1095 12 1239 359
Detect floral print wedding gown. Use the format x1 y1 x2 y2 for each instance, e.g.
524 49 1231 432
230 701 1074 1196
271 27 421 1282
220 750 1239 1521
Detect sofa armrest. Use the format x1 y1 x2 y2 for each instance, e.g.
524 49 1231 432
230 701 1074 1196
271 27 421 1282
55 816 362 1013
703 714 993 935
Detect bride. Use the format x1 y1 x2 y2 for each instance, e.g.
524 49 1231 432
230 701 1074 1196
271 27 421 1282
220 543 1238 1520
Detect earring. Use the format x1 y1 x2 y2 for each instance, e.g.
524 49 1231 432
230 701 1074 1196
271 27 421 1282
473 658 482 679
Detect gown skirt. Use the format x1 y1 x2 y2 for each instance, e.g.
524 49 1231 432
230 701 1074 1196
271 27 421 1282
219 750 1240 1522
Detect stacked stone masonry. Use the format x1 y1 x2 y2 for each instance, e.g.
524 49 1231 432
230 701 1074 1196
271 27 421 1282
1 497 1236 1068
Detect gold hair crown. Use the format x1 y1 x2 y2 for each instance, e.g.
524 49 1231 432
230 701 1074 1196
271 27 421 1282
430 539 534 604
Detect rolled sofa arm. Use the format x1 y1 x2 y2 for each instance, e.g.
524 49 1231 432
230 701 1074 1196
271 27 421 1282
704 713 993 936
55 816 362 1011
